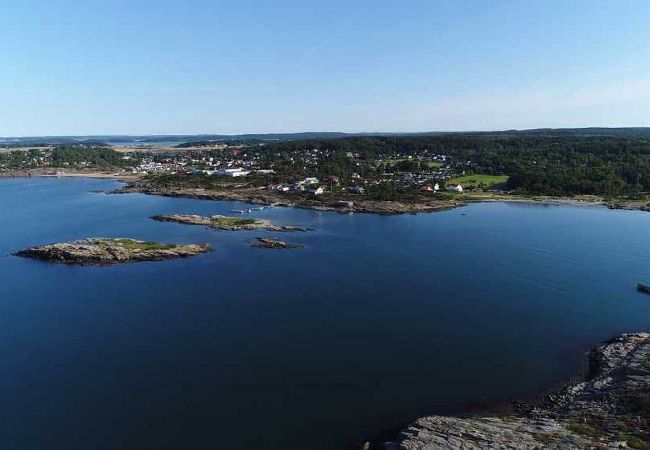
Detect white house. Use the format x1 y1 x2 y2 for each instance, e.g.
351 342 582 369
434 183 440 192
216 168 251 177
446 184 463 193
304 177 319 185
307 186 325 195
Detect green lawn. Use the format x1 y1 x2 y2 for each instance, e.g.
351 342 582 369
446 174 509 189
211 217 260 226
105 239 176 250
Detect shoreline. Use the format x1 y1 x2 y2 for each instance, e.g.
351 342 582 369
2 171 648 214
361 341 594 448
0 168 139 182
114 182 641 216
372 332 650 449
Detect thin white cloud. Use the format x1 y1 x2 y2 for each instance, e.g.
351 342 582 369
297 10 358 66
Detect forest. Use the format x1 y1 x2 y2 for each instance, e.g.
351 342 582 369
262 132 650 196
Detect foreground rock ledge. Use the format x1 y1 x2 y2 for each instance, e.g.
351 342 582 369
15 238 211 265
151 214 311 232
378 333 650 449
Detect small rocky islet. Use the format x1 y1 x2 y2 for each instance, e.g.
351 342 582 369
15 238 211 265
251 237 304 249
151 213 312 232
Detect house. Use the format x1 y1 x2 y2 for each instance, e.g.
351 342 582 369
446 184 463 193
420 185 433 192
347 186 365 195
307 186 324 195
216 168 250 177
304 177 319 185
434 183 440 192
327 175 340 185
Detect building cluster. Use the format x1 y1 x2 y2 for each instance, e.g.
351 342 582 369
128 144 471 197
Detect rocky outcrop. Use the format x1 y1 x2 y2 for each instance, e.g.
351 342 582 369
251 237 304 249
151 214 311 232
15 238 211 265
380 333 650 449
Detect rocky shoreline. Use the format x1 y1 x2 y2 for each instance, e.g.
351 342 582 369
115 180 650 216
4 171 650 215
251 237 304 249
15 238 211 265
151 214 311 232
373 333 650 449
115 181 464 215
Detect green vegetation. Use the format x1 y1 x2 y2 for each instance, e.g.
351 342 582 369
377 158 442 170
145 173 226 191
445 174 509 189
211 217 259 226
0 148 44 169
104 239 176 250
566 422 600 438
616 433 646 449
51 144 132 167
0 144 137 171
264 133 650 197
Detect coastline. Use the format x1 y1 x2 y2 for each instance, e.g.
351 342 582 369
3 173 650 448
361 341 594 449
2 171 647 214
114 180 642 215
0 168 139 182
370 332 650 449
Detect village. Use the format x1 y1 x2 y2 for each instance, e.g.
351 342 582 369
0 140 498 201
125 143 471 198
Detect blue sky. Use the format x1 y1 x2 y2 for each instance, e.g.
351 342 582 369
1 0 649 136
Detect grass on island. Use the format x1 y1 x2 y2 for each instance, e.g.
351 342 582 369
446 174 509 189
105 238 177 250
210 216 260 226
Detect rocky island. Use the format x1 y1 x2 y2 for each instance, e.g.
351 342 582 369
151 214 311 232
15 238 211 265
377 333 650 449
251 237 304 249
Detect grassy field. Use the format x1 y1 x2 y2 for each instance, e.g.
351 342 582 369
211 216 260 226
104 239 177 250
446 174 509 189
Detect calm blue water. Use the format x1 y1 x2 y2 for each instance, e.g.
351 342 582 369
1 178 650 449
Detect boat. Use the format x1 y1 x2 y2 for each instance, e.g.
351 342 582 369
637 283 650 295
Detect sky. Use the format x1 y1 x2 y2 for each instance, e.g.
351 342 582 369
1 0 649 136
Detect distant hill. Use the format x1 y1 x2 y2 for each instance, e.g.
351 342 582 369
2 128 650 147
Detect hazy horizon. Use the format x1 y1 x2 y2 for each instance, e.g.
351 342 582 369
5 126 650 141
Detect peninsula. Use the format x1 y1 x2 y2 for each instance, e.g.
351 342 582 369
15 238 211 265
7 131 650 215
